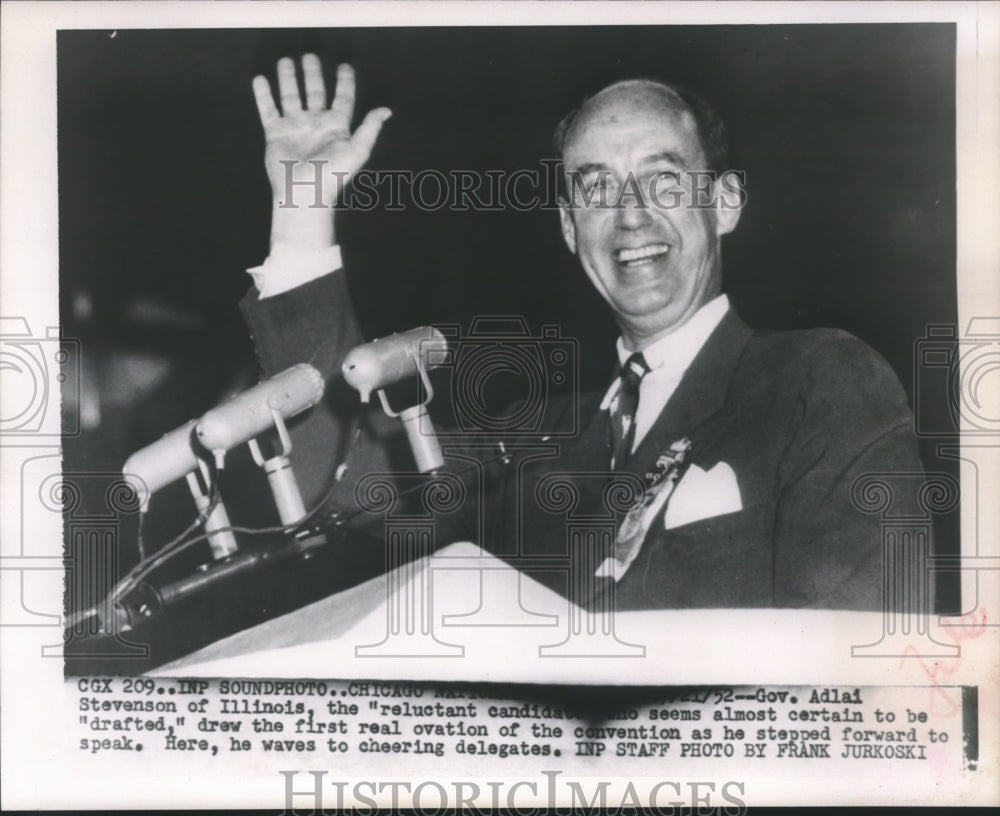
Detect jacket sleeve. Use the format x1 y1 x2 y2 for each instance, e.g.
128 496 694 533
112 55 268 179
238 274 481 547
240 271 363 380
239 273 406 512
772 333 929 611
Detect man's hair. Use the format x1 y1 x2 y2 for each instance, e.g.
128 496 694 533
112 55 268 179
552 78 730 176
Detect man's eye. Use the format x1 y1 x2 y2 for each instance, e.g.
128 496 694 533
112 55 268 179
651 171 684 190
587 176 618 196
567 172 619 206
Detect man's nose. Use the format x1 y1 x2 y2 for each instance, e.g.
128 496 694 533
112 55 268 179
614 190 654 230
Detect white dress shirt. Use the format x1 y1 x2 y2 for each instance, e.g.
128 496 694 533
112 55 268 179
600 294 730 453
247 243 342 298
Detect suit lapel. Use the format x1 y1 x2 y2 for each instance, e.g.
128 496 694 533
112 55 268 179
517 316 754 607
548 390 608 472
626 309 754 477
579 311 754 610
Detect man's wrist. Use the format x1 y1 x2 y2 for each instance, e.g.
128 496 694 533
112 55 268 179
248 243 343 298
269 200 336 253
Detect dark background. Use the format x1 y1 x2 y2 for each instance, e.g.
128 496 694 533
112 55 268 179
57 24 961 635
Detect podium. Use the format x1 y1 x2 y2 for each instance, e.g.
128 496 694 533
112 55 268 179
154 542 576 677
149 541 946 688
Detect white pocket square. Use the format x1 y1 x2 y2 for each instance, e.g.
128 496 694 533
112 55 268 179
663 461 742 530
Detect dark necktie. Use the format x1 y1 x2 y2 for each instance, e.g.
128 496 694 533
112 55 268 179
609 351 650 469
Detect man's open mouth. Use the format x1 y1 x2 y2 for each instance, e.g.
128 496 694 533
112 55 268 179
613 243 670 267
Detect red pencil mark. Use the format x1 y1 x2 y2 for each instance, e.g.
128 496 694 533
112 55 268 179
939 608 988 641
897 609 988 716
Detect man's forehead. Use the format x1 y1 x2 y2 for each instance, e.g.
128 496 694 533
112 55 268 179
589 79 688 112
563 81 701 163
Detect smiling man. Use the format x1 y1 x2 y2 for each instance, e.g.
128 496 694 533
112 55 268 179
240 57 928 611
556 79 740 350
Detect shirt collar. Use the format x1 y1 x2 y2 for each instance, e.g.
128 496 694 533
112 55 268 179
601 294 730 410
616 293 730 373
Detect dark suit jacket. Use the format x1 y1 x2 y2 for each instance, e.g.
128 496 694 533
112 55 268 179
241 272 926 611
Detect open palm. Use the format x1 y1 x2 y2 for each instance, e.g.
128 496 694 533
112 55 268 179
253 54 391 207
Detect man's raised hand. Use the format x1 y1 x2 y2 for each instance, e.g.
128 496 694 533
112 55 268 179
253 55 391 249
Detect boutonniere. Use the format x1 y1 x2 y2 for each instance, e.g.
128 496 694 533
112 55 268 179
644 437 693 490
596 436 695 582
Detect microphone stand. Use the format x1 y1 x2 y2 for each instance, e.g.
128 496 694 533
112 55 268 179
184 458 238 560
375 353 444 473
246 409 308 525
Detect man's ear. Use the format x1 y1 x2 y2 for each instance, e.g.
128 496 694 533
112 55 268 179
713 170 746 236
558 201 578 254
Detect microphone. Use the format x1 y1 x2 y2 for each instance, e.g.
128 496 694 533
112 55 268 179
196 364 324 526
122 420 238 560
342 326 449 473
195 363 324 456
342 326 449 403
123 420 200 508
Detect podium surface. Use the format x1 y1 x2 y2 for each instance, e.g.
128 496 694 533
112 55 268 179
154 542 916 687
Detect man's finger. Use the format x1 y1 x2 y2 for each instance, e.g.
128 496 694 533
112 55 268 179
351 107 393 163
276 56 302 114
330 63 357 125
301 53 327 111
252 76 280 128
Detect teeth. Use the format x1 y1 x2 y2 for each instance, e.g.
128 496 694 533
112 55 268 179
615 243 669 264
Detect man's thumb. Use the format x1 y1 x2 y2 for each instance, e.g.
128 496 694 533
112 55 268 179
352 107 393 161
